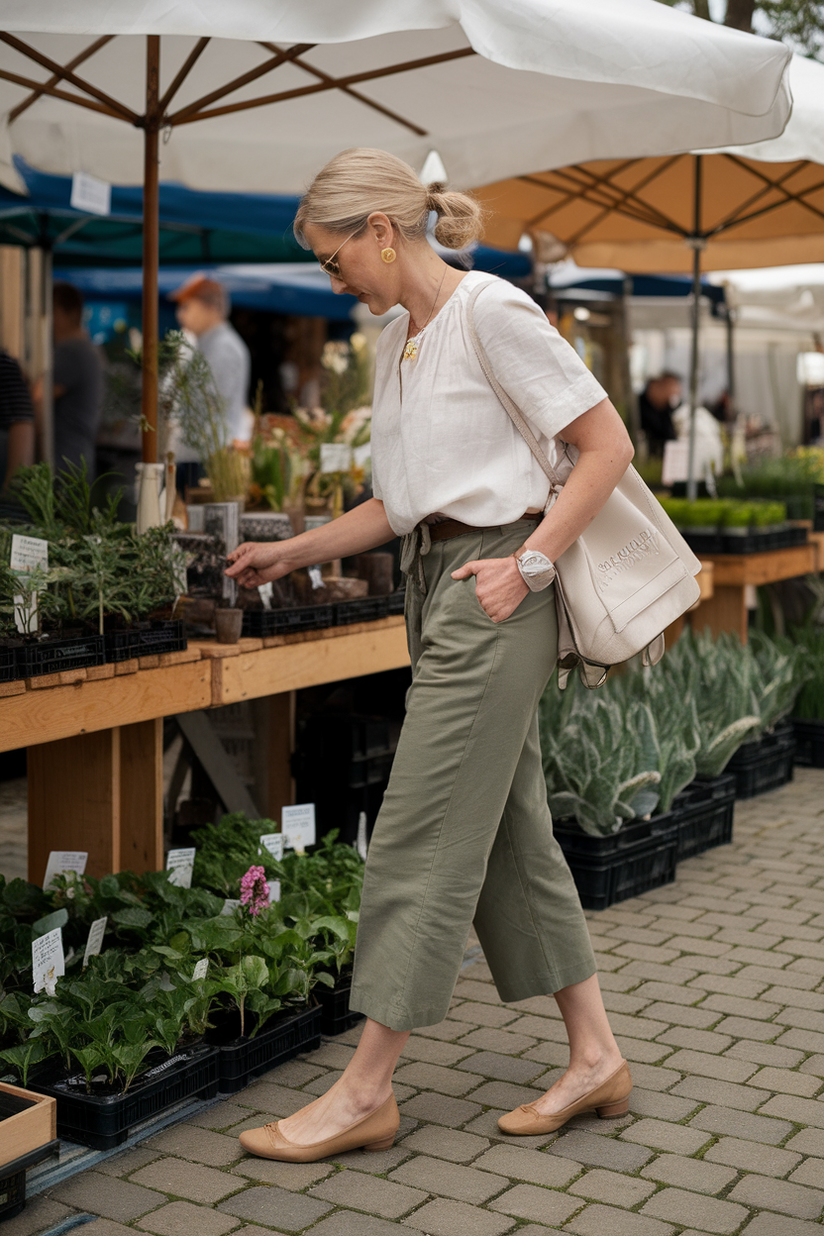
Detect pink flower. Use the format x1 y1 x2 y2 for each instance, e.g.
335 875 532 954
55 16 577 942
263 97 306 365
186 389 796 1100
239 865 269 916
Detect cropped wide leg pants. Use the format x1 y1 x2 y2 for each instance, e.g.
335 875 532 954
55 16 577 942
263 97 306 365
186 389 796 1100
349 519 596 1032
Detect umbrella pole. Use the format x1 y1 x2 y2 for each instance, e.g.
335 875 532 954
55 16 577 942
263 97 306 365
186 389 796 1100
686 154 703 502
141 35 160 464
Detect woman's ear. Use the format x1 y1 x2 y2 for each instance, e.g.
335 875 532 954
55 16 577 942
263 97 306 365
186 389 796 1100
366 211 394 250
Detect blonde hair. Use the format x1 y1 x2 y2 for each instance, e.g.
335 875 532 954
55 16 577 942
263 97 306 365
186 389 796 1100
294 148 484 251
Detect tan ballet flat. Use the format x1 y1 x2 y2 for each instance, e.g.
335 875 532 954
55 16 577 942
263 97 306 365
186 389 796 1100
498 1060 632 1135
238 1094 400 1162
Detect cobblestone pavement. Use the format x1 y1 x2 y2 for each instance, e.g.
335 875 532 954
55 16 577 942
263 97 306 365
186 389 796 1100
10 767 824 1236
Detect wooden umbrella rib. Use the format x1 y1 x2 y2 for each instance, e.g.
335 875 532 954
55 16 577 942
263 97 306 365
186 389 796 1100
518 166 674 232
710 154 824 231
166 43 315 125
258 41 428 136
158 37 210 115
173 46 476 124
8 34 113 123
0 32 138 123
546 156 688 237
0 66 127 119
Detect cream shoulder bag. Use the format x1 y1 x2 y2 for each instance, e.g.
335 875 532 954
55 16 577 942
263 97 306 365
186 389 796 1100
466 281 701 689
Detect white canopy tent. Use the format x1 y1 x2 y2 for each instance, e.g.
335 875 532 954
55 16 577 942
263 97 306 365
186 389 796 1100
0 0 793 459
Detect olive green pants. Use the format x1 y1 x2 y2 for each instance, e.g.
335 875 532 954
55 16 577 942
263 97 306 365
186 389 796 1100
349 520 596 1031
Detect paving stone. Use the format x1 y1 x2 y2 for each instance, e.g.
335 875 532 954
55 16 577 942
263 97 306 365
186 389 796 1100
619 961 700 985
759 1093 824 1128
602 991 654 1015
785 1127 824 1156
765 986 824 1011
615 1036 677 1064
712 1014 783 1041
145 1125 244 1165
626 1062 684 1092
69 1224 138 1236
742 1215 824 1236
409 1017 468 1041
131 1158 243 1204
311 1170 426 1218
310 1212 418 1236
456 1026 537 1054
553 1128 652 1171
776 1028 824 1054
218 1185 331 1231
704 1136 802 1178
699 993 781 1021
659 1049 757 1083
401 1035 476 1065
0 1197 72 1236
728 1173 824 1219
461 1080 545 1110
790 1159 824 1189
641 1002 721 1029
302 1041 356 1068
655 1027 734 1054
640 1187 749 1234
402 1197 515 1235
486 1181 581 1224
398 1125 490 1161
454 1050 545 1083
454 978 505 1003
640 1153 737 1195
393 1061 484 1095
565 1201 676 1236
461 1108 556 1146
726 1040 805 1068
628 1086 699 1120
800 1053 824 1076
331 1143 413 1173
231 1160 335 1188
521 1039 574 1067
388 1154 508 1203
504 1013 568 1041
687 973 774 1000
671 1074 771 1111
50 1171 165 1221
187 1103 257 1132
568 1167 656 1207
749 1066 823 1096
473 1144 581 1187
399 1092 482 1126
622 1118 712 1155
448 1001 519 1027
662 936 729 958
689 1103 794 1144
229 1228 289 1236
737 966 817 991
137 1202 240 1236
96 1147 162 1177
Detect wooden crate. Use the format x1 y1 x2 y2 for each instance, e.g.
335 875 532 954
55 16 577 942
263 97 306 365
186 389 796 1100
0 1083 56 1169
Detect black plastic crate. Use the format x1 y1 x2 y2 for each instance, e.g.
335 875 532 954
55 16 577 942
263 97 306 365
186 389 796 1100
387 589 406 616
104 619 187 663
29 1042 219 1150
672 773 736 861
815 484 824 532
726 721 796 800
553 812 678 911
241 605 335 637
208 1005 322 1095
0 1140 60 1222
0 643 16 683
682 532 724 554
314 977 363 1036
792 718 824 768
334 596 391 626
719 530 772 555
15 633 105 678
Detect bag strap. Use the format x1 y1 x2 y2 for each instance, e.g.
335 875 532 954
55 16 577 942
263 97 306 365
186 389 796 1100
465 280 562 500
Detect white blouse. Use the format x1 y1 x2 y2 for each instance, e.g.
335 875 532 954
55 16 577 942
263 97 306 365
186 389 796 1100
370 271 608 536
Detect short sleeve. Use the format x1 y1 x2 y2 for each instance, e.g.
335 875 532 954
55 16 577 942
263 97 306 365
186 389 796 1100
472 283 608 440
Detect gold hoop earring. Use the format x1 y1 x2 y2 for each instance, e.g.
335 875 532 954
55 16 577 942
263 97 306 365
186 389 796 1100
380 247 396 264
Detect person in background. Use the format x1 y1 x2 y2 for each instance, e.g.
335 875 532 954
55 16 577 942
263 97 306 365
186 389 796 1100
33 281 104 480
0 349 35 513
638 371 682 456
169 274 251 444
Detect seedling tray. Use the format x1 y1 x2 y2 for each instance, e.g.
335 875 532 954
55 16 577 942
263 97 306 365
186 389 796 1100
208 1005 322 1095
387 589 406 616
334 596 391 625
791 718 824 769
15 633 105 678
104 619 187 663
727 721 796 799
553 811 678 911
672 773 736 861
241 605 335 637
682 532 724 554
0 644 16 683
29 1042 219 1150
314 978 363 1037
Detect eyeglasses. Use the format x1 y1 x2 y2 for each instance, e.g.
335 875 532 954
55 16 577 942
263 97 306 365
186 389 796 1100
319 230 359 279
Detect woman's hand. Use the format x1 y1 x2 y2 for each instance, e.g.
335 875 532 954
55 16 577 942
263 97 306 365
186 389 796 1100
451 556 529 623
225 541 293 589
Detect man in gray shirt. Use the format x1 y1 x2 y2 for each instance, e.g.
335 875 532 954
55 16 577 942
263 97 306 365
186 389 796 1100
170 274 251 450
38 282 105 480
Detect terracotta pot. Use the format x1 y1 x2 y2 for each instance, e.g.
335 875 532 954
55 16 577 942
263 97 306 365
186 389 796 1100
214 608 243 644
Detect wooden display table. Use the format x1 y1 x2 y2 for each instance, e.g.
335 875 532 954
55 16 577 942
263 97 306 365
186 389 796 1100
688 543 817 643
0 617 409 883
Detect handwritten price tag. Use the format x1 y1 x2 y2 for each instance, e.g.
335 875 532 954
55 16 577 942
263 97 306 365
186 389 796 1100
83 917 107 968
282 804 316 852
192 959 209 982
259 833 284 863
166 848 196 888
43 851 88 890
32 928 65 996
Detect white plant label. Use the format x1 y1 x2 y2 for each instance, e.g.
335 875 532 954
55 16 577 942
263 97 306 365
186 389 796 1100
70 171 111 216
353 443 372 468
282 803 316 852
221 899 241 916
259 833 284 862
258 582 274 611
11 534 48 634
32 928 65 996
308 566 324 590
83 917 107 968
192 958 209 982
319 443 352 473
43 850 87 890
662 440 690 485
267 879 281 903
166 848 196 888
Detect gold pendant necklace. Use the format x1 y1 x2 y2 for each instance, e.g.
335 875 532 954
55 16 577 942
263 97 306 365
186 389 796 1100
402 267 447 362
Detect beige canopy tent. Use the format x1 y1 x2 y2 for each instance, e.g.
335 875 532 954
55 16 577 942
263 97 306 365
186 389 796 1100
0 1 792 462
474 54 824 494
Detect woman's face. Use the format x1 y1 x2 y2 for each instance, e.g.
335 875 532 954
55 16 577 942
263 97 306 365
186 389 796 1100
304 216 400 316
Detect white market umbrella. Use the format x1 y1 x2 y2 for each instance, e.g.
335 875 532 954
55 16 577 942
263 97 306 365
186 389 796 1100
0 0 792 460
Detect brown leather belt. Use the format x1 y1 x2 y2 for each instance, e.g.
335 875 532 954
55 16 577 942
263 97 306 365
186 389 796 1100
427 513 542 543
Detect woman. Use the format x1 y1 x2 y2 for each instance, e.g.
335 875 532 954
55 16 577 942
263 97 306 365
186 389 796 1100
226 148 634 1164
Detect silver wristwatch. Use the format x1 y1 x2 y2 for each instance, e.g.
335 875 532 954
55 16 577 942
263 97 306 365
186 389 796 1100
515 547 556 592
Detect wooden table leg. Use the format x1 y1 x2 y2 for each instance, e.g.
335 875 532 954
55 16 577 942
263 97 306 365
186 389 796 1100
120 718 164 874
28 729 121 883
689 585 749 643
253 691 295 822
